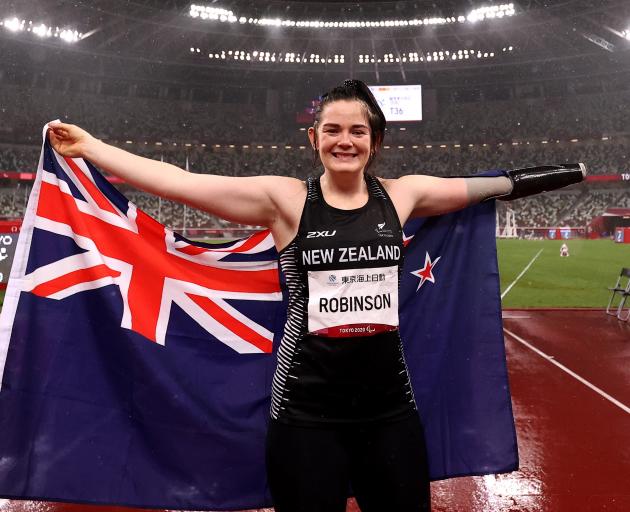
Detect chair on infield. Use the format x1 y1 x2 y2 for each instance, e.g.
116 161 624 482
606 267 630 321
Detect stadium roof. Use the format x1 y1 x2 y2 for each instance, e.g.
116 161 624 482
2 0 629 89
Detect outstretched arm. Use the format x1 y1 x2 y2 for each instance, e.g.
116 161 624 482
47 122 299 228
384 164 586 224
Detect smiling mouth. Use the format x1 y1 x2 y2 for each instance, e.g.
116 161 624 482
332 153 358 159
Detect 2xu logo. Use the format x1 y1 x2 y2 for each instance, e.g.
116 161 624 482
307 230 336 238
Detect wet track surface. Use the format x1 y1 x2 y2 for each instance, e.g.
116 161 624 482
431 310 630 511
2 310 629 511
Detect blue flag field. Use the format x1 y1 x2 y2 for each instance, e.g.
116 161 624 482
0 129 518 510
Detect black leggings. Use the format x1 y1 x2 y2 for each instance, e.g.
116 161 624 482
265 413 431 512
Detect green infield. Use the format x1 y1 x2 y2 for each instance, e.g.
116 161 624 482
497 239 630 308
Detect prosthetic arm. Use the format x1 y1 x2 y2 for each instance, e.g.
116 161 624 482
465 163 587 204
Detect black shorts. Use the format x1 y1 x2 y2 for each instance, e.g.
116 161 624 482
265 413 431 512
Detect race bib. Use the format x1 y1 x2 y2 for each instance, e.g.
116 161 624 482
307 265 399 337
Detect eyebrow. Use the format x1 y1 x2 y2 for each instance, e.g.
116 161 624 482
322 123 369 129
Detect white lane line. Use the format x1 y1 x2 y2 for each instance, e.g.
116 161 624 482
501 249 543 300
504 328 630 415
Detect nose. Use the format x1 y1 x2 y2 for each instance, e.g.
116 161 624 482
337 130 352 147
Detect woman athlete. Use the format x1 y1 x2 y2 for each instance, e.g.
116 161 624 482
48 79 584 512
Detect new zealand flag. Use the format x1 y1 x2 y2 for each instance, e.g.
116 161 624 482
0 127 517 510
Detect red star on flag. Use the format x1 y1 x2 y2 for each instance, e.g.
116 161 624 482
411 252 441 291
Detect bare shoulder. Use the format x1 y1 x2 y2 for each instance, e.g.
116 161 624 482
269 175 306 193
262 176 307 250
262 175 306 205
376 175 435 225
377 174 430 187
377 174 432 198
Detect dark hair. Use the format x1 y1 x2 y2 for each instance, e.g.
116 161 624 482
312 79 386 170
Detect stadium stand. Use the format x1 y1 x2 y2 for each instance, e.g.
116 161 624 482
2 132 630 179
2 0 629 237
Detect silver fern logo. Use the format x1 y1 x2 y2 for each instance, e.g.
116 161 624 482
375 221 394 237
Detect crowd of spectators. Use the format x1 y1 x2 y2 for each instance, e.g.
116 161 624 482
0 85 286 147
126 192 238 232
497 192 580 228
0 187 27 219
561 190 630 226
3 83 630 233
2 84 630 147
389 91 629 144
2 136 630 179
3 183 629 233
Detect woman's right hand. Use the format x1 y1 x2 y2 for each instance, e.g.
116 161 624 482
47 122 96 158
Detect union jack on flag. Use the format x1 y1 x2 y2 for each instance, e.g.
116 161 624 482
20 134 282 353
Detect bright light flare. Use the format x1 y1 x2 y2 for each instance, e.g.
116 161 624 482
32 23 50 37
59 29 80 42
3 17 22 32
189 3 516 30
467 3 515 23
1 16 83 42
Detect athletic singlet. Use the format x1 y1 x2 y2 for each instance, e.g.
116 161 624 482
271 174 416 425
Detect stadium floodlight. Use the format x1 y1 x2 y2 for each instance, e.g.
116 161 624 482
467 3 515 23
194 45 503 67
32 23 50 37
354 48 503 65
3 17 22 32
1 16 83 42
188 3 516 30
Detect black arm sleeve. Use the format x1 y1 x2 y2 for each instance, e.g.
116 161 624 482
498 163 587 201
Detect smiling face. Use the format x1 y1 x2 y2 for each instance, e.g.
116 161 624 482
308 99 373 176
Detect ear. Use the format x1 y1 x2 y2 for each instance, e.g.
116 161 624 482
307 126 317 150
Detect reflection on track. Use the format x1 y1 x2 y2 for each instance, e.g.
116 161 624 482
430 310 629 511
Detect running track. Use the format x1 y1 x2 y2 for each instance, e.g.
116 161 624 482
1 310 628 512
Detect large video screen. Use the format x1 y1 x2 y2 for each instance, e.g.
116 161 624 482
368 84 422 122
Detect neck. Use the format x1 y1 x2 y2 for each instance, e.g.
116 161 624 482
320 170 366 196
319 170 369 210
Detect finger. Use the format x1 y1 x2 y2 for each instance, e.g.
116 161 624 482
48 122 71 134
48 125 64 136
49 127 70 140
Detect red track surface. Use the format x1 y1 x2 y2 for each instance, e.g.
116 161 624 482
1 310 629 512
431 310 630 511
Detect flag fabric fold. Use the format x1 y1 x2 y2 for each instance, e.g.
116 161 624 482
0 129 517 510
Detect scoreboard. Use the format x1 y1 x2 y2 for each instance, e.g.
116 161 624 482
368 85 422 122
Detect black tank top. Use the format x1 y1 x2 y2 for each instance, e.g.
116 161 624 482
271 174 416 425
